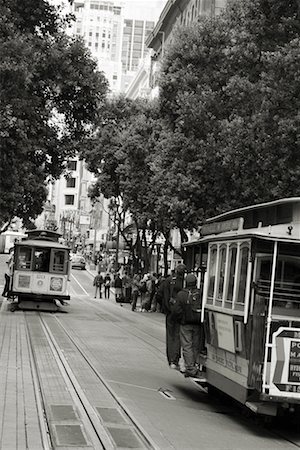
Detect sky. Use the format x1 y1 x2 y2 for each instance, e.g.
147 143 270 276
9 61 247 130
122 0 168 21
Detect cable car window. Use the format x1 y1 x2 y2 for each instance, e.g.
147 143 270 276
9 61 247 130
17 247 32 270
273 256 300 310
34 249 50 272
207 246 217 303
216 245 226 304
236 246 249 304
226 245 237 305
51 250 66 273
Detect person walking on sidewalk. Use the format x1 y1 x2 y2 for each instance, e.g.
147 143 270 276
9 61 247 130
114 273 123 302
131 273 141 311
93 272 104 298
172 273 205 379
122 271 131 303
104 273 111 299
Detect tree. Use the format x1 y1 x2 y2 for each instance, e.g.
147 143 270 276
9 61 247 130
84 97 163 272
0 0 108 230
158 0 300 218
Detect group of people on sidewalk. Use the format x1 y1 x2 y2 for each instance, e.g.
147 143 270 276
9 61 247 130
93 264 206 380
93 269 164 312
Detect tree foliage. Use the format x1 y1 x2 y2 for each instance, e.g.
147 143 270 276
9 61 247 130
83 97 163 271
0 0 108 229
83 0 300 272
159 0 300 218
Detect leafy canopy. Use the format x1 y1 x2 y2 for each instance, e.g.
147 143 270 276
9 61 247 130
159 0 300 219
0 0 108 229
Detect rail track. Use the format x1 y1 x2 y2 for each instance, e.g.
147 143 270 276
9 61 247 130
24 311 159 450
21 296 300 449
57 296 300 449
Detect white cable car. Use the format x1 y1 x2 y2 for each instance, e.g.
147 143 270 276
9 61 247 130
10 230 71 311
185 198 300 416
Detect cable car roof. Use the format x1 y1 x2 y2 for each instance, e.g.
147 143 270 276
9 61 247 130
25 229 62 242
15 239 70 250
184 230 300 247
206 197 300 223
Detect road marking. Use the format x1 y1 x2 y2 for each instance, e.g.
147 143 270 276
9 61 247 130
71 274 89 296
107 380 158 392
158 388 176 400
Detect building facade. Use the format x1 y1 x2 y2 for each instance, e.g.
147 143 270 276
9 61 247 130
70 0 163 94
126 0 227 99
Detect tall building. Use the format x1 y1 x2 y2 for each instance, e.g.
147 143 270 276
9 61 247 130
50 156 111 253
46 0 168 259
69 0 164 93
126 0 227 99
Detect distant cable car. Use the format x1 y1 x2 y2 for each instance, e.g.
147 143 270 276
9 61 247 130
10 230 71 311
184 198 300 416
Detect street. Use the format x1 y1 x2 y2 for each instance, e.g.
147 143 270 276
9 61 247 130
1 254 300 450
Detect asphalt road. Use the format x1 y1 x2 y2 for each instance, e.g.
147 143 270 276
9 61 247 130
1 253 300 449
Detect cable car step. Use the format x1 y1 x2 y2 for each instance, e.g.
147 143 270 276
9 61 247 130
245 401 277 416
18 300 59 312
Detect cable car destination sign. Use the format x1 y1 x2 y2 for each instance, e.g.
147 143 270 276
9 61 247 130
270 327 300 396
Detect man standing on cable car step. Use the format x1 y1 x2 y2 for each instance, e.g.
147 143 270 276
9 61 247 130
163 264 186 370
171 273 206 380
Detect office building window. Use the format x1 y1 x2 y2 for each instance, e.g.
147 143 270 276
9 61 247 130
65 195 75 206
66 178 76 188
67 160 77 171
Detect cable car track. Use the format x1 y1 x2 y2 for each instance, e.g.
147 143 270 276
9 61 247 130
68 297 300 449
24 311 158 450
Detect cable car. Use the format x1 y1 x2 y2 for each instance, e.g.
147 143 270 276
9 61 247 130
185 198 300 416
10 230 71 311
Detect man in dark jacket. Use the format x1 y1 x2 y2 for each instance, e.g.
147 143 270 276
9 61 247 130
172 273 205 379
93 272 104 298
163 264 186 369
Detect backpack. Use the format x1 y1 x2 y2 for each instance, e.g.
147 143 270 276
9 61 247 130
169 275 184 308
184 289 202 324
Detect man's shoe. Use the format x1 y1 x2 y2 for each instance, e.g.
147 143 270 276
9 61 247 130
169 363 180 370
190 370 207 382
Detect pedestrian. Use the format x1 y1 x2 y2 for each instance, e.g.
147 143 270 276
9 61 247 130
140 273 149 312
93 271 104 298
2 250 14 297
163 264 186 370
114 273 123 302
122 271 131 303
147 273 157 311
150 273 163 312
104 273 111 299
131 273 141 311
172 273 206 379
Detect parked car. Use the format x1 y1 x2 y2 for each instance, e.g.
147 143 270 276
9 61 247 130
71 254 86 270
